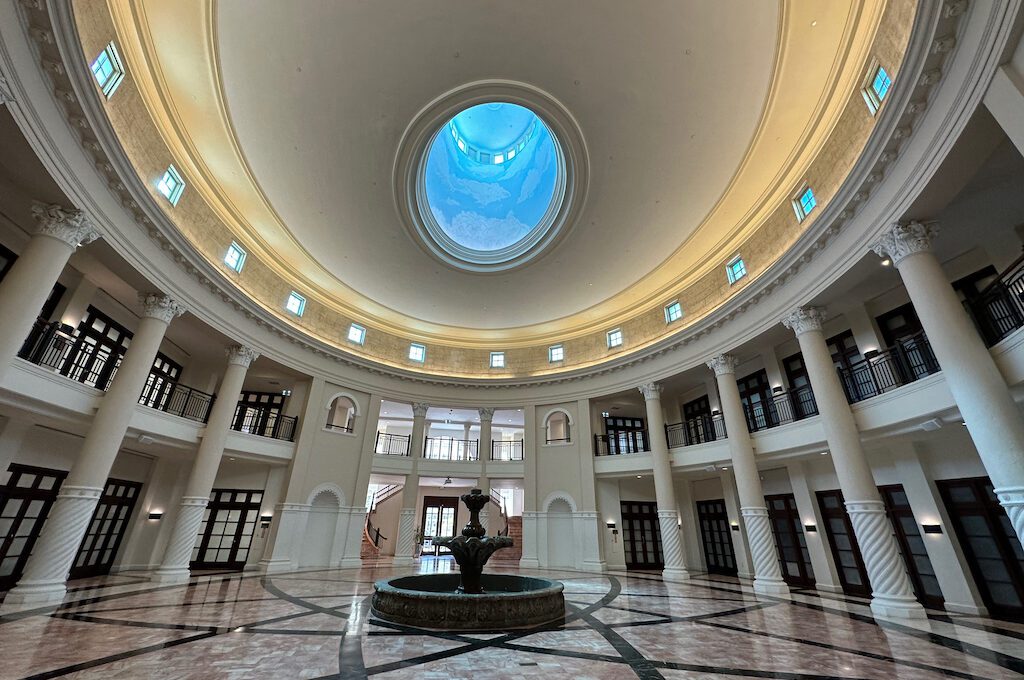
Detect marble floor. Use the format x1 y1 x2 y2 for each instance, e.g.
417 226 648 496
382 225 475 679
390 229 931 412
1 560 1023 679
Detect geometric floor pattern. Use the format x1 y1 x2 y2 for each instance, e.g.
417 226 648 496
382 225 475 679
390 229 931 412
2 560 1023 679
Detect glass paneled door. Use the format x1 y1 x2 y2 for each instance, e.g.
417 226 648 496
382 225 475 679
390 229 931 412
766 494 814 587
70 478 143 579
938 477 1024 620
620 501 664 569
191 489 263 570
695 499 737 576
421 496 459 557
816 489 872 597
0 465 67 590
878 484 944 609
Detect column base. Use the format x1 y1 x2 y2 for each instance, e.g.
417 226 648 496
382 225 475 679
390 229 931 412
869 595 927 620
150 568 191 584
392 556 415 568
519 557 540 569
338 557 363 569
259 558 295 574
753 578 790 596
662 566 690 583
3 579 67 606
580 559 607 573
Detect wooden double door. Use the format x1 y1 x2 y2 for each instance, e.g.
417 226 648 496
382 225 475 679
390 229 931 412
695 499 737 575
620 501 664 569
190 489 263 570
765 494 815 587
421 496 459 556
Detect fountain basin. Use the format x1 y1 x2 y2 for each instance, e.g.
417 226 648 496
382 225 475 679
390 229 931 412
371 574 565 629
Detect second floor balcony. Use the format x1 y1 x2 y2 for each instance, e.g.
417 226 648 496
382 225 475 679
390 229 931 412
424 437 478 461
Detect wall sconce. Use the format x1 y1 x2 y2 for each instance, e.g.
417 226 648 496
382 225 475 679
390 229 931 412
730 522 740 532
772 385 783 394
260 514 273 527
606 521 616 529
606 521 618 543
804 524 817 533
147 511 163 521
922 524 943 534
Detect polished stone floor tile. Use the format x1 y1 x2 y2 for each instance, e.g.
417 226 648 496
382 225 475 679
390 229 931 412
3 562 1024 679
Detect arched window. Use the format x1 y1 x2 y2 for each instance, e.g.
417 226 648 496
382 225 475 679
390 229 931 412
325 394 357 433
544 410 571 444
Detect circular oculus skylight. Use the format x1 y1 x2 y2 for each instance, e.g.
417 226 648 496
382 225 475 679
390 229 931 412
418 102 567 269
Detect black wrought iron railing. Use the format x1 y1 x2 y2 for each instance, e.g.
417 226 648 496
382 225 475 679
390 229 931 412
489 490 510 537
324 422 354 433
424 437 479 461
742 386 819 433
374 432 410 456
139 375 215 423
665 413 726 448
368 483 403 510
965 255 1024 346
545 436 571 445
594 430 649 456
838 331 940 404
230 405 298 441
491 440 524 461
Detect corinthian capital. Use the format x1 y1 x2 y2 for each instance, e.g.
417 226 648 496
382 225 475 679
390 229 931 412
412 402 430 418
226 345 260 368
870 221 938 266
478 407 495 422
32 203 100 248
781 307 826 336
637 382 662 400
138 293 186 323
706 354 739 376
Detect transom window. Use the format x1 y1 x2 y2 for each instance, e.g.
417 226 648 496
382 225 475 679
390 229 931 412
90 42 125 98
224 242 246 273
347 323 366 345
794 186 816 222
409 343 426 363
490 351 505 368
665 301 683 323
726 256 747 285
863 63 893 114
285 291 306 316
548 344 564 363
157 165 185 206
607 328 623 349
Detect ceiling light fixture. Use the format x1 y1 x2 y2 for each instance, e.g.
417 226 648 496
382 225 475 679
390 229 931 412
881 258 892 266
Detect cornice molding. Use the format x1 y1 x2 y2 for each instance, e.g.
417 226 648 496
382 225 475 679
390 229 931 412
3 0 981 392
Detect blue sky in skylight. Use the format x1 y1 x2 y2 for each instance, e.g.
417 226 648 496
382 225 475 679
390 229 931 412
424 103 558 252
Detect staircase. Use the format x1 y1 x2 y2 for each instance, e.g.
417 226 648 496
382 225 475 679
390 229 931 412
361 484 403 560
492 516 523 562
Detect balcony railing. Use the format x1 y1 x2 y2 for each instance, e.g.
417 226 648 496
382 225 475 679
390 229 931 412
594 430 649 456
424 437 479 461
374 432 410 456
665 413 726 448
838 330 940 404
324 422 354 434
966 255 1024 346
20 317 215 423
230 405 298 441
491 440 524 461
743 386 819 433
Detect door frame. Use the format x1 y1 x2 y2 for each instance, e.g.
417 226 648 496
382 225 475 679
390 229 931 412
765 493 814 588
620 501 664 570
695 499 738 576
190 489 263 571
69 478 143 579
420 496 460 557
816 489 872 597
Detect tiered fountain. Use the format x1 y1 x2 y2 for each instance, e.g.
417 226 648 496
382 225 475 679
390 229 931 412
370 488 565 629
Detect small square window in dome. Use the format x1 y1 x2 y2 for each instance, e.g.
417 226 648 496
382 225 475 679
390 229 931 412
863 63 892 114
726 256 747 285
548 344 564 363
348 323 366 345
409 343 426 362
665 301 683 323
286 291 305 316
794 186 816 222
91 42 125 98
607 328 623 348
224 242 246 273
490 351 505 368
157 165 186 206
872 66 892 102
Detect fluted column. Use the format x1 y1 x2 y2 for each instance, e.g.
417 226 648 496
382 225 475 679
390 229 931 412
152 345 259 583
873 222 1024 550
0 204 99 382
783 307 924 618
6 293 184 604
638 382 689 582
707 355 789 595
394 402 428 566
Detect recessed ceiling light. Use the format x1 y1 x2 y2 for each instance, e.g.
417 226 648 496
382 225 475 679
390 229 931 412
811 20 817 26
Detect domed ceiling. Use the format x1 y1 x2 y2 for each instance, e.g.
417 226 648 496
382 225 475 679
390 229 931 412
77 0 913 379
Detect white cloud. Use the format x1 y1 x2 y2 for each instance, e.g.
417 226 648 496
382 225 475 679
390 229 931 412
443 211 532 251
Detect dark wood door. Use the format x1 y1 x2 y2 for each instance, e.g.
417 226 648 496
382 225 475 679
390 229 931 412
737 369 777 431
0 465 67 590
878 484 944 609
938 477 1024 620
620 501 664 569
70 478 143 579
816 489 872 597
191 489 263 570
604 417 647 454
780 353 816 420
421 496 459 556
766 494 814 587
682 395 715 444
695 499 737 576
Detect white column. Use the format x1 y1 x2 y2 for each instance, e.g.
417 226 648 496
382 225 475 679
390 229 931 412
5 293 183 604
393 402 428 567
873 222 1024 550
519 405 539 569
152 345 259 583
340 506 368 569
0 204 98 381
638 382 689 582
342 394 382 569
783 307 924 618
707 356 789 595
478 407 494 532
